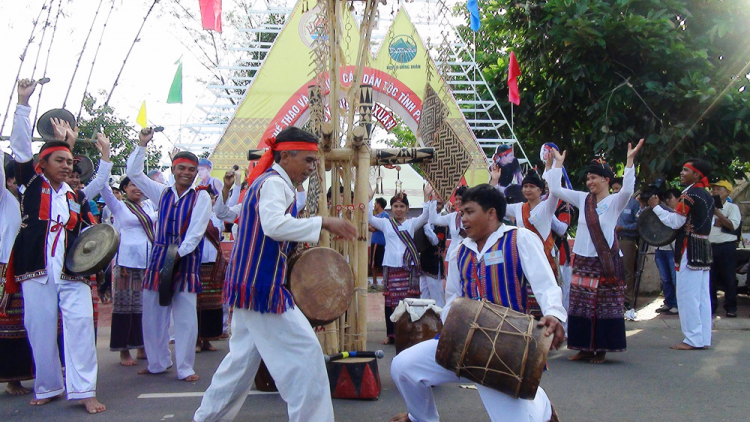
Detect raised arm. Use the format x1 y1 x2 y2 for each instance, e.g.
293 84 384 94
409 201 431 231
551 215 569 237
99 185 125 218
126 128 167 203
428 200 453 227
214 190 241 223
82 134 113 200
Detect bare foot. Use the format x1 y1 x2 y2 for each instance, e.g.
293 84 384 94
120 351 137 366
138 368 164 375
201 341 217 352
589 352 606 364
183 374 200 382
80 397 106 414
136 349 147 360
5 381 31 395
390 412 411 422
568 351 595 361
670 342 704 350
30 393 62 405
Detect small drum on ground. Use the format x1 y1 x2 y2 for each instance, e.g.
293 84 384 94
286 247 354 326
254 359 277 392
435 298 552 400
327 357 381 400
392 298 443 354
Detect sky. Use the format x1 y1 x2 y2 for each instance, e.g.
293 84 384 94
0 0 472 169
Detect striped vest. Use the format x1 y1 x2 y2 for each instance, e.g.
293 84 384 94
144 188 204 293
223 169 297 314
457 229 528 313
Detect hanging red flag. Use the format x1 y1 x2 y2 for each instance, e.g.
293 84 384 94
199 0 222 33
508 51 521 105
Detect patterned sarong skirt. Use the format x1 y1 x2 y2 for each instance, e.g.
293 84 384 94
567 255 627 352
109 266 145 351
198 263 224 341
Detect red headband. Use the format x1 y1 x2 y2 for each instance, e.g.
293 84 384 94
173 157 198 167
246 137 319 185
684 163 709 188
495 148 513 157
36 146 72 174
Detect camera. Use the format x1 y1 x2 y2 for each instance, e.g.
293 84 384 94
639 178 666 202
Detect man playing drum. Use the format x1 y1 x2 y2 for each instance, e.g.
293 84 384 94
193 127 356 422
126 128 212 382
390 184 567 422
648 159 715 350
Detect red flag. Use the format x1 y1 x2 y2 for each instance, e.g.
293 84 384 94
199 0 222 33
508 51 521 105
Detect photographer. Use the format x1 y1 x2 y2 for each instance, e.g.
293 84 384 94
709 180 741 317
615 187 648 310
654 188 681 315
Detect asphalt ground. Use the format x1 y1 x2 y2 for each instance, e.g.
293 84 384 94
2 294 750 422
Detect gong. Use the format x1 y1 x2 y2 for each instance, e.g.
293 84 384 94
74 155 95 182
159 244 180 306
637 207 678 247
36 108 76 141
65 224 120 276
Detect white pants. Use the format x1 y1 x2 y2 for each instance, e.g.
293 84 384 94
142 289 198 379
22 279 98 400
419 274 445 307
194 306 333 422
391 339 552 422
559 264 572 335
676 252 712 348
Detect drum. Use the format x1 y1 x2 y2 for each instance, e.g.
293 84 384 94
435 298 552 399
286 247 354 326
158 244 180 306
394 298 443 354
638 206 678 247
327 357 381 400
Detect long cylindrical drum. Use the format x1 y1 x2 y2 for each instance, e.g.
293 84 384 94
435 298 552 399
394 298 443 354
286 247 354 326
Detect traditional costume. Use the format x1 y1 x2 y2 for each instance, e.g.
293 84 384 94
195 134 332 422
197 217 228 343
126 146 212 379
368 199 429 341
652 161 714 348
417 223 447 307
504 170 568 317
428 200 465 263
546 162 634 354
10 104 110 400
97 178 157 354
0 156 32 386
391 224 566 422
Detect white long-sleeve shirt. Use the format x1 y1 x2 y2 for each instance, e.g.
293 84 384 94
368 202 429 268
201 215 226 264
126 146 212 257
214 182 306 224
256 163 322 243
429 202 464 262
0 151 21 264
442 225 568 324
505 197 567 240
99 185 157 269
545 166 635 257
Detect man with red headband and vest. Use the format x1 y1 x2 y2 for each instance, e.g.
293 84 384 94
194 127 356 422
126 128 212 382
649 159 715 350
10 79 111 414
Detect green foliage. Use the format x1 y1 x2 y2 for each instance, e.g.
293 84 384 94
75 93 162 174
460 0 750 185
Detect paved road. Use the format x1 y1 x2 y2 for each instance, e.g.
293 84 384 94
2 295 750 421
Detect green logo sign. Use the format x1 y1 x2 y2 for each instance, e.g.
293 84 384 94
389 35 417 64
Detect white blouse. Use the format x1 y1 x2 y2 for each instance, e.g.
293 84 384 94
428 201 464 262
100 185 157 269
545 166 635 257
368 203 429 268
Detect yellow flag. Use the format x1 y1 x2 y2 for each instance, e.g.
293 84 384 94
136 101 147 128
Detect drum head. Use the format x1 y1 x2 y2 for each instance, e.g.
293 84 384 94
638 207 678 247
65 224 120 276
159 244 180 306
74 155 95 182
287 247 354 326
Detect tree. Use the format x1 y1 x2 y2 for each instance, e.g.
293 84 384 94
461 0 750 184
75 93 162 174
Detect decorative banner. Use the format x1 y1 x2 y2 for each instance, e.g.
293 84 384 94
211 1 488 187
417 84 445 147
